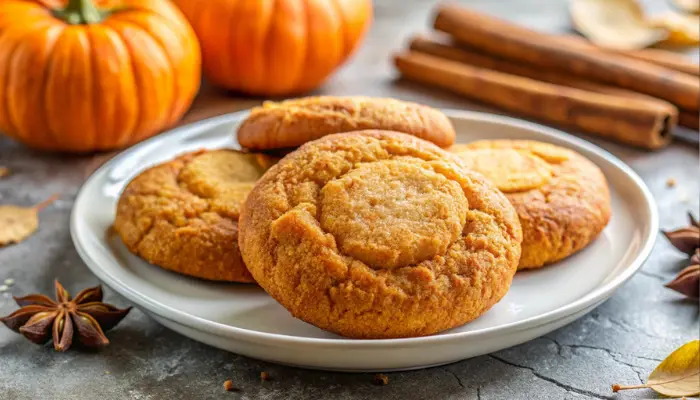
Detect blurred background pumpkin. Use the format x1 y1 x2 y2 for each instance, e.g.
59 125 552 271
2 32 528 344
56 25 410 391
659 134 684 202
173 0 373 96
0 0 201 152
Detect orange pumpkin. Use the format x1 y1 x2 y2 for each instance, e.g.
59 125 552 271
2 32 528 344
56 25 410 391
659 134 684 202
0 0 201 152
173 0 372 96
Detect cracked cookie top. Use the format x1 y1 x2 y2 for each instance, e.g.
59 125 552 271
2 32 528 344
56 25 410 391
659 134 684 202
451 140 611 270
238 131 522 339
236 96 456 150
114 149 274 282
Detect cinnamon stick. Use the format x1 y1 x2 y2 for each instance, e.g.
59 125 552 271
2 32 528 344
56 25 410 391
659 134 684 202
609 48 698 77
433 4 700 111
561 35 699 77
394 51 675 149
679 111 700 131
410 36 698 139
409 36 678 108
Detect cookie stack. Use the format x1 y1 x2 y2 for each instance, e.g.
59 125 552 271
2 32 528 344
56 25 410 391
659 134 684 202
114 96 611 339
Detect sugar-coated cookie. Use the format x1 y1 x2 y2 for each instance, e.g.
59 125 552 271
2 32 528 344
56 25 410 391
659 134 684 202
237 96 455 150
239 131 522 338
451 140 611 270
115 149 274 282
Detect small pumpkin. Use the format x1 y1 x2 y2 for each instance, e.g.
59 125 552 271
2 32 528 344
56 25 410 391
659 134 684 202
173 0 372 96
0 0 201 152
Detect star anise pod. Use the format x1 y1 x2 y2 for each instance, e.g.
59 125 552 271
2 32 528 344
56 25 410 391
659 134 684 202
662 212 700 256
0 280 131 351
665 264 700 299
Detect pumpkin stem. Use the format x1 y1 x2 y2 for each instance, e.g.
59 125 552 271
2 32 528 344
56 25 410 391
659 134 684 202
53 0 111 25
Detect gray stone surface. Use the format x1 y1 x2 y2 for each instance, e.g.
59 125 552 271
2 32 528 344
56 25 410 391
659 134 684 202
0 1 698 399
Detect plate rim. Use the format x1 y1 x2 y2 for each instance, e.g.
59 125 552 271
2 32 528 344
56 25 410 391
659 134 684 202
70 109 658 349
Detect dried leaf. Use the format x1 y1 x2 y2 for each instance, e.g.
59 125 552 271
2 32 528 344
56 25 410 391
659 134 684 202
0 167 9 178
672 0 700 15
613 340 700 396
651 12 700 46
571 0 668 50
0 194 58 247
665 264 700 298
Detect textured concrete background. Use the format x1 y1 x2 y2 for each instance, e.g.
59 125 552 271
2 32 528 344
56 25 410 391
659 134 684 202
1 1 698 399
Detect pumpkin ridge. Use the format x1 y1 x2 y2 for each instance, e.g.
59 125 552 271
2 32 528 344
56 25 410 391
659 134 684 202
10 24 63 150
105 22 143 145
110 12 180 125
335 0 371 64
0 27 27 140
297 0 318 92
297 0 344 92
187 1 216 82
329 0 347 58
262 0 293 95
36 23 69 150
82 27 100 150
1 22 56 143
292 0 311 93
107 19 176 142
96 24 139 148
220 0 242 90
84 25 109 149
254 0 276 94
71 27 97 151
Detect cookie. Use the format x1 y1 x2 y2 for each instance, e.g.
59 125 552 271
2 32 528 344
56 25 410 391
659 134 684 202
451 140 611 270
114 149 274 282
238 131 522 338
236 96 456 150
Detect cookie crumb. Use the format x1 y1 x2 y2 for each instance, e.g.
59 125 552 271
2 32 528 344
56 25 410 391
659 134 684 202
0 167 8 178
4 279 14 286
666 178 676 187
0 285 8 293
372 373 389 386
223 380 238 392
260 371 271 382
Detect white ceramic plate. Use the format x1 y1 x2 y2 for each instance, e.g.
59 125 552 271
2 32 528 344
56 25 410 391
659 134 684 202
71 110 657 372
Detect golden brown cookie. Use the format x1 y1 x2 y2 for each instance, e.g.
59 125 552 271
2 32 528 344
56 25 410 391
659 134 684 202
237 96 456 150
451 140 611 270
238 131 522 338
114 149 275 282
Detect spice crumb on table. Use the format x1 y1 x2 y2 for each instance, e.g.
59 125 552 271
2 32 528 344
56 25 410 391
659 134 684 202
372 374 390 386
223 380 238 392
